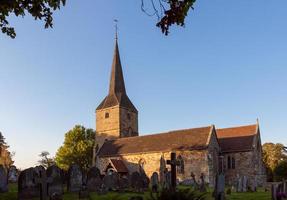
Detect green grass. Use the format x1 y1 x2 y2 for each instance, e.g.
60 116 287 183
0 184 270 200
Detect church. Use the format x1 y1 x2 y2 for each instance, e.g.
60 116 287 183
93 38 266 187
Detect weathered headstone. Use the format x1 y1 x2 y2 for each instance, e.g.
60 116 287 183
159 156 166 186
214 173 225 200
236 175 242 192
68 164 83 192
8 165 17 183
242 176 247 192
163 171 172 190
119 176 129 191
0 165 8 192
271 184 278 200
87 167 102 192
166 152 180 191
151 172 159 193
47 165 63 198
103 172 119 191
34 165 53 200
199 173 207 192
18 168 40 200
131 171 143 192
191 172 199 190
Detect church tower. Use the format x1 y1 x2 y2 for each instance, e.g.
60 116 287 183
95 38 138 149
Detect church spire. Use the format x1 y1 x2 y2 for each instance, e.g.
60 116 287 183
109 38 126 95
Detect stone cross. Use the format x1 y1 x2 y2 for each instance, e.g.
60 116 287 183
35 168 52 200
166 152 180 191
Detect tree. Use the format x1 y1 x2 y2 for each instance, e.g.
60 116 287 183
55 125 95 171
1 0 195 38
142 0 196 35
263 142 287 181
0 131 14 169
38 151 55 168
274 160 287 181
0 0 66 38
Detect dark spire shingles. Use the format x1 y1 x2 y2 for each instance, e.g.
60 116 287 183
96 40 137 112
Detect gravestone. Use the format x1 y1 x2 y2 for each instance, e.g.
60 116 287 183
8 165 18 183
119 176 129 191
34 165 53 200
271 184 277 200
214 173 225 200
159 156 166 186
18 168 40 200
47 165 63 198
87 167 102 192
166 152 180 191
236 175 242 192
151 172 159 193
68 164 83 192
103 172 119 191
199 173 207 192
191 172 199 190
250 176 257 192
0 165 8 192
131 171 143 192
163 171 172 190
242 176 247 192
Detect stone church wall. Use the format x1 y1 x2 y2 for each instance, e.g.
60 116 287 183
97 150 212 184
223 150 266 187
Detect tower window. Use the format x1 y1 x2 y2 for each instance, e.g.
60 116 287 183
127 113 131 120
105 112 109 119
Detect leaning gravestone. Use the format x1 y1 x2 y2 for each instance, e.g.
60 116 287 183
8 165 18 183
47 165 63 198
68 164 83 192
151 172 159 193
18 168 40 200
0 165 8 192
87 167 102 192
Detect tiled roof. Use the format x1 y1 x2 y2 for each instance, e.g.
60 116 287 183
110 159 128 173
96 40 137 112
98 126 213 157
216 124 258 153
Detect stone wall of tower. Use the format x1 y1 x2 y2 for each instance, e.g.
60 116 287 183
119 107 138 137
96 106 121 139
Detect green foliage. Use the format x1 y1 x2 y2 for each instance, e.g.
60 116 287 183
148 188 206 200
274 160 287 181
55 125 95 171
38 151 55 168
156 0 197 35
0 0 66 38
0 131 14 168
262 143 287 181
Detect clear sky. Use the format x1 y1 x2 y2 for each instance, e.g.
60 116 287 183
0 0 286 169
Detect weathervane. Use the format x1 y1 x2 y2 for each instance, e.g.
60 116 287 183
114 19 118 40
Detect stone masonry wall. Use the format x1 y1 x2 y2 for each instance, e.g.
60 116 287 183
97 150 212 184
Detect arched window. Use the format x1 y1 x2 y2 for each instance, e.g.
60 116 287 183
231 157 236 169
105 112 109 119
227 156 231 169
177 155 184 174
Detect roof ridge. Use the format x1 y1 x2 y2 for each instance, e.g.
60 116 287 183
217 123 257 131
109 125 213 142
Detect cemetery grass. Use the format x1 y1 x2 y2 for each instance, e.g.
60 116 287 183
1 184 270 200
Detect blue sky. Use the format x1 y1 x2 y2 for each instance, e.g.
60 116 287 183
0 0 286 169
